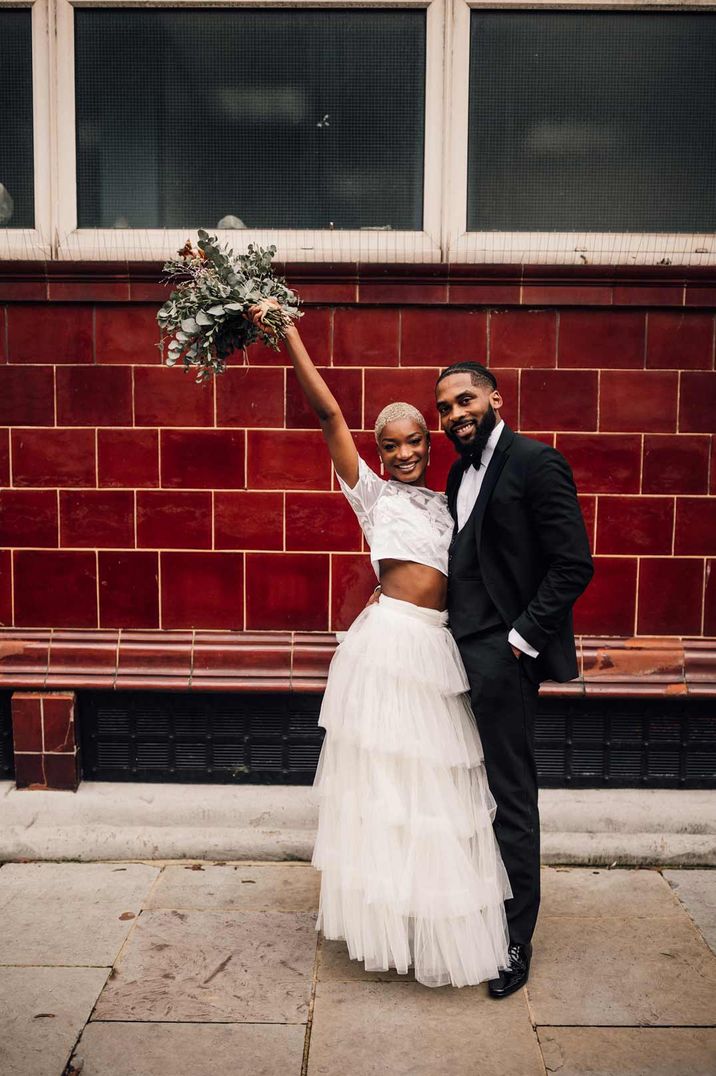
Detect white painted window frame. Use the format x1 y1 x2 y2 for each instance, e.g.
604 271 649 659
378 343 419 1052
446 0 716 265
57 0 445 262
1 0 715 263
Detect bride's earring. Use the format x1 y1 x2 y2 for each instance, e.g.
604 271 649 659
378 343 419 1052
380 460 385 476
427 447 431 466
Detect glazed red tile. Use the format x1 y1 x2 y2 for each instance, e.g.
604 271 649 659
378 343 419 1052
14 753 46 789
214 491 284 550
364 368 442 433
288 282 356 304
286 367 362 430
612 284 683 306
358 282 446 304
330 553 376 630
11 429 96 487
599 370 678 433
160 429 246 489
0 550 10 626
286 492 362 552
7 304 93 363
95 304 162 364
425 434 461 492
490 310 557 369
42 695 76 753
573 556 637 636
48 281 129 303
558 311 644 369
291 307 331 365
0 491 58 547
579 495 596 553
216 367 284 428
161 551 244 629
137 491 212 549
133 366 214 427
447 283 521 305
646 311 714 370
401 309 487 367
99 551 159 628
0 306 6 361
679 372 716 434
11 695 43 752
43 753 79 791
642 435 710 495
246 552 328 630
60 490 134 548
637 558 704 635
56 366 132 427
521 285 611 306
0 429 8 487
712 438 716 496
247 430 332 491
97 429 159 488
705 558 716 635
0 366 54 426
686 286 716 307
333 308 399 367
13 550 97 627
596 496 674 555
674 497 716 556
556 434 641 494
520 370 598 432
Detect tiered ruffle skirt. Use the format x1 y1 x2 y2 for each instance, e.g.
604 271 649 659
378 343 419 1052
311 594 511 988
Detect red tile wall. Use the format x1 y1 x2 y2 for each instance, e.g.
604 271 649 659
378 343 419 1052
0 297 714 637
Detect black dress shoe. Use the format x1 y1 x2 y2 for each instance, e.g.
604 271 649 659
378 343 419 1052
488 942 532 999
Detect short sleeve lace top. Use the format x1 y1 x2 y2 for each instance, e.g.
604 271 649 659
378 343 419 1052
336 457 455 579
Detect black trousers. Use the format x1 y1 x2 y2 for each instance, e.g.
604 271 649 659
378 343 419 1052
457 627 540 946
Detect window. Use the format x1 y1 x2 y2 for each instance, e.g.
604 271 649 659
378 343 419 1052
466 10 716 233
74 7 426 232
0 8 34 229
2 0 715 264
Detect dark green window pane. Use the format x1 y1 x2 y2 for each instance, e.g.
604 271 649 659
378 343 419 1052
0 9 34 228
468 12 716 232
75 8 425 230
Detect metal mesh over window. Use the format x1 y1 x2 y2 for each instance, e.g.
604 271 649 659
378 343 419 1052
0 9 34 229
468 11 716 232
75 8 426 230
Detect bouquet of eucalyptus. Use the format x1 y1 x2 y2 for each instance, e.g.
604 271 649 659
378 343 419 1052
157 230 302 382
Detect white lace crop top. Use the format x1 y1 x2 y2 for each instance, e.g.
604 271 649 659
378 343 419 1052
337 457 455 579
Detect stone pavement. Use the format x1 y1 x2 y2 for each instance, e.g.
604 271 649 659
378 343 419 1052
0 863 714 1076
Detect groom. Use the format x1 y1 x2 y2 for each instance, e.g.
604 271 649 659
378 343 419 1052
435 362 593 999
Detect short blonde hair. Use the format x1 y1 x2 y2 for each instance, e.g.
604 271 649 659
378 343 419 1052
374 401 429 443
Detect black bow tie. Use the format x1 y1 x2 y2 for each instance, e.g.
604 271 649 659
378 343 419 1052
461 453 485 473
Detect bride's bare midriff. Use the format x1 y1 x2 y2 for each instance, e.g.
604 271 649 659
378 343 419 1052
378 559 448 611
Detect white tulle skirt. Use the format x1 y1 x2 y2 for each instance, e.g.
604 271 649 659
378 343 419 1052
311 594 512 988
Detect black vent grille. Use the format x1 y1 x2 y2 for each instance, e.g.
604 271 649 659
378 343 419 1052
77 691 716 787
80 692 325 784
0 692 14 779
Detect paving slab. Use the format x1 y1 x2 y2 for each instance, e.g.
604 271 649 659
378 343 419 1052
663 869 716 954
146 862 320 911
307 980 544 1076
72 1021 306 1076
538 1026 716 1076
541 867 681 918
0 966 109 1076
93 910 317 1023
0 862 159 966
318 938 410 982
528 914 716 1026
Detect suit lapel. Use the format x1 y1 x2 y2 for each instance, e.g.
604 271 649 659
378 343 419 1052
473 423 514 550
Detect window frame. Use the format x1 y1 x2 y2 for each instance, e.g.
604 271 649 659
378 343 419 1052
0 0 714 264
446 0 716 265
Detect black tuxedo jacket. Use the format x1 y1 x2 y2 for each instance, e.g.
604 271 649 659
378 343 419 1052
446 423 594 684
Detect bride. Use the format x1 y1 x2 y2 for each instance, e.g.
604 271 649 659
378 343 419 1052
249 305 511 988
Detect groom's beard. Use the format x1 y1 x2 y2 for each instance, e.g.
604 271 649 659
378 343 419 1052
446 405 497 468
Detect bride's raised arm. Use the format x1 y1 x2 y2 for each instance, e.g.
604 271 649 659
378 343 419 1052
250 305 359 488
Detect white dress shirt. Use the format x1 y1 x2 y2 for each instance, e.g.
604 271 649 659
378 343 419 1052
455 420 539 659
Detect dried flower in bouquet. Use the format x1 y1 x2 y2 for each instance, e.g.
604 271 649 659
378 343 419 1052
157 230 302 383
